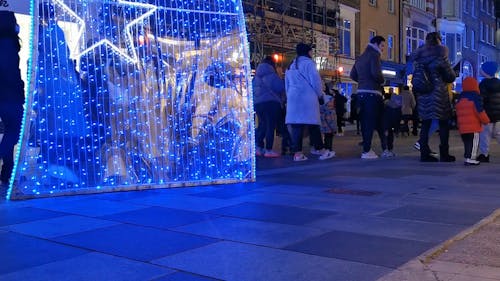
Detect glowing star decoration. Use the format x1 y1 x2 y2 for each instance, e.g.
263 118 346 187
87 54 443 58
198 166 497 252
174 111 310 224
76 0 157 64
8 0 255 199
49 0 85 58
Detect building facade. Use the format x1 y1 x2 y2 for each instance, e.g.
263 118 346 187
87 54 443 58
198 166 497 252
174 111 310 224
357 0 406 89
461 0 499 82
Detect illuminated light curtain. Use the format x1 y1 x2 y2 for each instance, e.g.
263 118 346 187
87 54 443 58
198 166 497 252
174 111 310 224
8 0 255 199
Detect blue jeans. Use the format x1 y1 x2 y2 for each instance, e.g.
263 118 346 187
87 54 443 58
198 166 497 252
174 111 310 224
289 124 323 153
358 93 384 153
255 101 282 150
419 119 450 156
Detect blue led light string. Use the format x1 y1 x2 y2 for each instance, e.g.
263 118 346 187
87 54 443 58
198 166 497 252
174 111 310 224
11 0 255 199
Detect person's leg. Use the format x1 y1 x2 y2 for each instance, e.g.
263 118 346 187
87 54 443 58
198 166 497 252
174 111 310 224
438 119 455 162
411 111 419 136
381 112 390 151
289 124 304 153
336 113 343 134
419 119 436 161
308 125 324 151
429 119 439 135
479 123 492 156
461 133 472 159
387 127 395 151
359 94 381 153
254 103 266 152
0 104 23 183
263 102 281 151
471 132 480 160
323 133 333 151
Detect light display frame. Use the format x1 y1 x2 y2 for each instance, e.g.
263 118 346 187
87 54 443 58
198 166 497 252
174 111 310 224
8 0 256 200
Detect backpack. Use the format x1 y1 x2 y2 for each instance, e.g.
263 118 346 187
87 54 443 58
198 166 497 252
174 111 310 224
412 62 433 94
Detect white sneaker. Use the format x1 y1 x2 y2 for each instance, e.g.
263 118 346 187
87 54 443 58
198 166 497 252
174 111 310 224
381 150 396 158
361 150 378 159
310 148 323 155
464 158 480 166
319 150 336 160
413 142 420 151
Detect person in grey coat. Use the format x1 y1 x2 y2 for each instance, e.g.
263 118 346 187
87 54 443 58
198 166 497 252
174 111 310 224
349 36 386 159
253 56 285 157
285 43 334 161
412 32 456 162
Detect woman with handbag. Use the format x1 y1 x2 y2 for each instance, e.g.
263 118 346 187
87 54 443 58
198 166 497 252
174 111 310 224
285 43 334 161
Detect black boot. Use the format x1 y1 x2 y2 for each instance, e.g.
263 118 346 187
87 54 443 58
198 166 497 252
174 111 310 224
420 144 438 162
439 145 456 162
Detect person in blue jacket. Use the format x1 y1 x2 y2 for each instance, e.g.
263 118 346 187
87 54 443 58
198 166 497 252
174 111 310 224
253 56 285 158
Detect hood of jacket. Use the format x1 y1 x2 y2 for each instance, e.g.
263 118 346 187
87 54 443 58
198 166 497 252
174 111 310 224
255 62 275 77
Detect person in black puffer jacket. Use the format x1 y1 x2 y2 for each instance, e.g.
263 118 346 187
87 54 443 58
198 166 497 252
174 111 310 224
477 61 500 162
0 11 25 185
412 32 456 162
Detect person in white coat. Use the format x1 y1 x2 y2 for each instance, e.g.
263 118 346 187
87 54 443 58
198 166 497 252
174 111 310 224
285 43 335 161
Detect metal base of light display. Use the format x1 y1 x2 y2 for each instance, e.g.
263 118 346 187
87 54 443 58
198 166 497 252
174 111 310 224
8 0 255 200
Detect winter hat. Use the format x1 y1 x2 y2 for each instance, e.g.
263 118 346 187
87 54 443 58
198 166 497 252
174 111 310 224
480 61 499 78
296 43 312 57
462 77 480 93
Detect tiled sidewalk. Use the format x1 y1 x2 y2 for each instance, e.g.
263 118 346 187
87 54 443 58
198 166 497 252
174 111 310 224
0 131 499 280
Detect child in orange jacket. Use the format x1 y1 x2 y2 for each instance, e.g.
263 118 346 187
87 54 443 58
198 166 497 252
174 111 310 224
455 77 490 165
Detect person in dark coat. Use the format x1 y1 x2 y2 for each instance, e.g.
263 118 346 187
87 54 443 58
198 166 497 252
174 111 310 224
334 89 347 136
478 61 500 162
349 35 386 159
0 11 25 185
412 32 456 162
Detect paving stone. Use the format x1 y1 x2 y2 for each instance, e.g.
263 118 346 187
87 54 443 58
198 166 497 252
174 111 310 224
284 230 434 268
152 271 221 281
0 231 88 274
52 224 218 262
1 215 119 238
174 216 327 248
0 252 172 281
153 241 390 281
0 207 67 227
125 194 244 212
99 206 219 229
207 202 335 225
306 214 463 243
28 198 147 217
379 205 490 226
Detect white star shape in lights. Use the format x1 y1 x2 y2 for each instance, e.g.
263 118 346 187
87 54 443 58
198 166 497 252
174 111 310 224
72 0 157 64
52 0 86 57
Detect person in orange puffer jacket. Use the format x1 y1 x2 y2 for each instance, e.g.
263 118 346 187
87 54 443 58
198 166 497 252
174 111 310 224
455 77 490 165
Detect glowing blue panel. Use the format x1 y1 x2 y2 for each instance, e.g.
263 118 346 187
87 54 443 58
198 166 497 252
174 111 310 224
9 0 255 199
